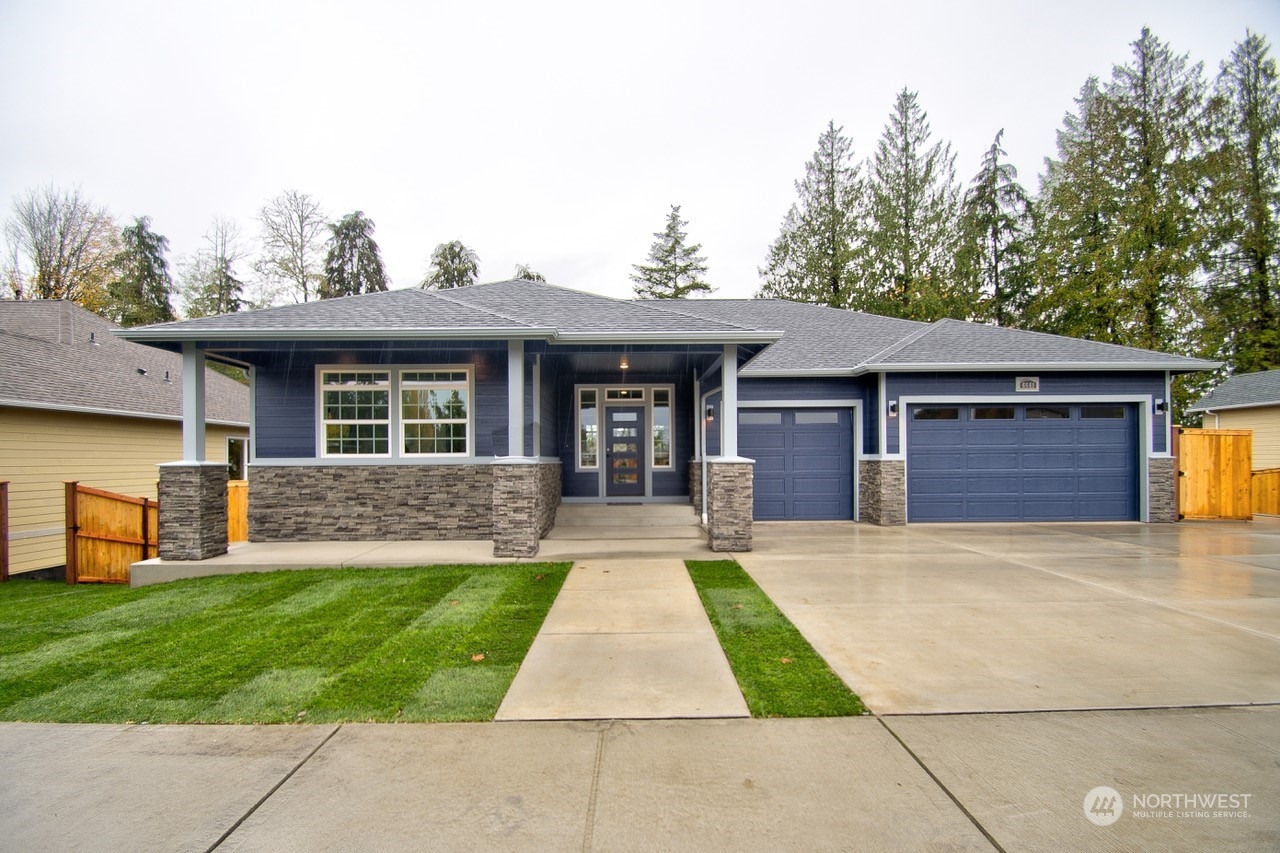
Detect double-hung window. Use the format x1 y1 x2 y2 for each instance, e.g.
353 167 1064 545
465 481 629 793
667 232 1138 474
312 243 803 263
319 367 472 458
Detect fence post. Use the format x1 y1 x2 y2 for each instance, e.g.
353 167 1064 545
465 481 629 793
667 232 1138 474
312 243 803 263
64 481 78 585
1 481 9 582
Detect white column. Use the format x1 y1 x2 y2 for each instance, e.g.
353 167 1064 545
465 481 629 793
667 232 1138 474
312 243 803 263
722 343 738 458
182 341 207 462
508 339 525 457
692 372 701 460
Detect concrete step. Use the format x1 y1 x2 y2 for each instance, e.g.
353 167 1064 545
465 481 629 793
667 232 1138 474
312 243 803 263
555 504 700 527
545 525 706 541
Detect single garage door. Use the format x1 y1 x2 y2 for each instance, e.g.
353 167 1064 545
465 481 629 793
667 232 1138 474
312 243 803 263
907 403 1138 522
738 408 854 520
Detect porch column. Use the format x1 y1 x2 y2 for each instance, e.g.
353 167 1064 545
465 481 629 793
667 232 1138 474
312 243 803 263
507 339 525 457
182 341 206 462
158 341 227 560
722 343 738 457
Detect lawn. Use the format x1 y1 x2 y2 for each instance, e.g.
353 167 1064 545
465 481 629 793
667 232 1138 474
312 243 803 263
686 560 866 718
0 563 569 724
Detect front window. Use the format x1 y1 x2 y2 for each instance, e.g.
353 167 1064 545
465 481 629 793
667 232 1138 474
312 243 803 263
319 367 472 458
579 389 598 469
321 371 390 456
652 388 672 468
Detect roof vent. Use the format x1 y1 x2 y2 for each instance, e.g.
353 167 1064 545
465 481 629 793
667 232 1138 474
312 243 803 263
89 331 99 345
137 368 147 376
164 370 171 384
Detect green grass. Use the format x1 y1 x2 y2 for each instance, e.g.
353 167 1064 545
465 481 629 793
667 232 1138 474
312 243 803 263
685 560 866 718
0 563 569 724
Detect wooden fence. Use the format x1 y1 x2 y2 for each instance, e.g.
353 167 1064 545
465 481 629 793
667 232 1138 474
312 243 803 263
1252 468 1280 516
64 482 158 584
1176 428 1253 521
228 480 248 542
1 481 9 582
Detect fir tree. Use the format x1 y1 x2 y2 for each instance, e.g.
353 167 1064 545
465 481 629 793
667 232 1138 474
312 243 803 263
320 211 389 299
420 240 479 289
181 218 246 318
631 205 712 298
107 216 175 326
863 89 964 321
758 120 862 308
958 130 1032 327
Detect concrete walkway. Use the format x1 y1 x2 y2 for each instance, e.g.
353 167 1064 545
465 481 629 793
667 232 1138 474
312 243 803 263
496 558 749 720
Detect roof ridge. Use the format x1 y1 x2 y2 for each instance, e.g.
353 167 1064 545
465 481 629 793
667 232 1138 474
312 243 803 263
630 298 763 334
426 286 536 327
859 318 944 368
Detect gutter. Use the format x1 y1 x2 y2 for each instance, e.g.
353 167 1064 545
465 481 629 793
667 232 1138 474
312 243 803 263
0 398 249 428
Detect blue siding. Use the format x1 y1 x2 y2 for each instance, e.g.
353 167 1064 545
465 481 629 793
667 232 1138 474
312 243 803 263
884 371 1167 454
247 342 509 459
739 376 877 454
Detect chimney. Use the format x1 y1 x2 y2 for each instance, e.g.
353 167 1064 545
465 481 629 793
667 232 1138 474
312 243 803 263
58 301 72 345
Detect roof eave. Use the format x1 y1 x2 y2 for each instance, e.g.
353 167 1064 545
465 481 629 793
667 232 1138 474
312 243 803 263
0 398 249 427
739 367 858 378
1187 399 1280 413
552 330 783 344
115 327 550 343
867 360 1221 373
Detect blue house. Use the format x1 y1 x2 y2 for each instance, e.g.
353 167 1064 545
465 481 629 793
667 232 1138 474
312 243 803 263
119 281 1214 559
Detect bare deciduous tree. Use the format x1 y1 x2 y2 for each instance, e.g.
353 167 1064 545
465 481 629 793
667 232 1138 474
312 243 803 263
180 217 248 318
255 189 326 304
4 183 117 306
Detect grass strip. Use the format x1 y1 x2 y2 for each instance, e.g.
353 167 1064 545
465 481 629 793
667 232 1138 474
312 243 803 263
686 560 866 718
0 563 569 724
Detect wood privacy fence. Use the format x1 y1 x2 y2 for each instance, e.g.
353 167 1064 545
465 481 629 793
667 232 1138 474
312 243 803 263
64 482 158 584
62 480 249 583
1176 428 1253 521
1252 468 1280 516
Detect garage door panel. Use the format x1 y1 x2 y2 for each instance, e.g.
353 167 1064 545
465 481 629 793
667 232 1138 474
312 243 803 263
740 408 853 520
908 404 1137 522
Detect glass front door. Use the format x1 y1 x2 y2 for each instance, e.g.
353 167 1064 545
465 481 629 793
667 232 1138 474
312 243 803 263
605 405 646 497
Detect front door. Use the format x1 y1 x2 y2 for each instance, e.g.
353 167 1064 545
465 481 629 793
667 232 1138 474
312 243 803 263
605 405 646 497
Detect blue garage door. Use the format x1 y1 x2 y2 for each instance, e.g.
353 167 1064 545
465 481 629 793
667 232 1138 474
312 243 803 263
907 403 1138 522
738 408 854 520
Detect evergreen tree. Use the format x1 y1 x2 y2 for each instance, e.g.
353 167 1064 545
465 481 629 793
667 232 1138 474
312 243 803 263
513 264 547 282
1029 78 1127 342
320 211 389 299
181 218 246 318
863 89 964 320
631 205 712 298
757 121 862 308
107 216 174 326
1204 31 1280 373
420 240 480 289
958 130 1032 326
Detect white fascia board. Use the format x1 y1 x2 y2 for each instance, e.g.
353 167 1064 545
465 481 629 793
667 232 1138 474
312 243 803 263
867 361 1221 372
739 367 859 377
1187 400 1280 413
0 398 249 428
114 327 550 343
550 330 783 344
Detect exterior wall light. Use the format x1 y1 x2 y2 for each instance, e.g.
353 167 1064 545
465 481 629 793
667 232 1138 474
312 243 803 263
887 401 899 418
706 405 715 422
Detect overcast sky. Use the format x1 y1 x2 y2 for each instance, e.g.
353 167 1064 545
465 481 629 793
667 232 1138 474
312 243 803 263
2 0 1277 305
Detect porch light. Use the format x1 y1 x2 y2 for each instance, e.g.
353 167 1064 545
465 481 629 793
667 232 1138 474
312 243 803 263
619 354 630 371
1154 399 1167 415
888 401 899 418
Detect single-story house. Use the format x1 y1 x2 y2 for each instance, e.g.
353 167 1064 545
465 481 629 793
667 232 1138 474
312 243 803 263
117 281 1215 559
0 300 250 575
1189 369 1280 469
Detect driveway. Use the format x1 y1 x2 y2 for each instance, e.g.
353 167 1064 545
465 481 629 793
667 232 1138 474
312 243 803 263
738 520 1280 714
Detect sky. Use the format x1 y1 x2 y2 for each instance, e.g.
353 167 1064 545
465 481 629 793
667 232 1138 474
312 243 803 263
2 0 1277 305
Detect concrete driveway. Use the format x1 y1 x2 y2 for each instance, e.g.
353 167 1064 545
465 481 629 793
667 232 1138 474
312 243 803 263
738 520 1280 714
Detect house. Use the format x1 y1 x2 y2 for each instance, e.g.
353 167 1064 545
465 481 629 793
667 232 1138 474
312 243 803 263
117 281 1215 559
0 300 250 575
1189 370 1280 469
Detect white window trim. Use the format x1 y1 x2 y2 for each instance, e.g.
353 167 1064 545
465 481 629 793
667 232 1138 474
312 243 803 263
400 368 474 458
574 383 676 474
316 365 475 460
650 385 675 470
576 387 600 471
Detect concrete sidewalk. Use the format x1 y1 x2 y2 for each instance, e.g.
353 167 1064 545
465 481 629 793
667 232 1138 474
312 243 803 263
4 710 1276 851
496 558 748 720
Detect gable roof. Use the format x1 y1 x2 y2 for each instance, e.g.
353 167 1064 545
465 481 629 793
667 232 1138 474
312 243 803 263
116 281 1216 375
1188 370 1280 412
0 300 249 425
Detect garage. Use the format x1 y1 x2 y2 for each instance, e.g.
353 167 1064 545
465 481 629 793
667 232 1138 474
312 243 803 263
738 407 854 520
906 403 1138 522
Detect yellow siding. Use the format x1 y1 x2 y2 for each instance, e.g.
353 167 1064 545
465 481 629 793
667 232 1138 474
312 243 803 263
0 407 247 574
1213 407 1280 469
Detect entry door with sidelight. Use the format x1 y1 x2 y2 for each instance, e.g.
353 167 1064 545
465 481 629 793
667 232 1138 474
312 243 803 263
605 405 646 497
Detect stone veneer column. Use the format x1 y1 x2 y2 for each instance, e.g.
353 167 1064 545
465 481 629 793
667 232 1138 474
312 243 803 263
1147 457 1177 523
158 462 229 560
492 462 543 558
688 459 703 510
858 459 906 526
706 460 753 552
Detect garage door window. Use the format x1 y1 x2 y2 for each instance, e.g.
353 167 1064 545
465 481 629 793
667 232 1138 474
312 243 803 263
1026 406 1070 419
795 411 839 425
740 411 783 425
971 407 1015 420
1082 405 1126 419
913 407 959 420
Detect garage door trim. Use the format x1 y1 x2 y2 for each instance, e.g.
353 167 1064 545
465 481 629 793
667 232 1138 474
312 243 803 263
895 394 1157 522
738 399 860 521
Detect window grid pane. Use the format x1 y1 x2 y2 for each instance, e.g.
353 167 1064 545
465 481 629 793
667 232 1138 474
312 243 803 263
580 390 598 468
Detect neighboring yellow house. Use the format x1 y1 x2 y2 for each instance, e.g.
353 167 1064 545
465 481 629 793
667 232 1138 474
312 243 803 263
1189 369 1280 469
1 300 249 576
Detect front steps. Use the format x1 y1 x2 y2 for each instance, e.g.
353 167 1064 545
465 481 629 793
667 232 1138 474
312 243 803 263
547 504 704 541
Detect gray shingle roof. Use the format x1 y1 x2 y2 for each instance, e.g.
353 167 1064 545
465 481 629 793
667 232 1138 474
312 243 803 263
117 281 1216 375
0 300 249 425
1189 370 1280 412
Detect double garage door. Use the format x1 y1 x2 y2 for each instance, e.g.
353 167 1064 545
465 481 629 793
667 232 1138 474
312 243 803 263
907 403 1139 522
738 408 854 520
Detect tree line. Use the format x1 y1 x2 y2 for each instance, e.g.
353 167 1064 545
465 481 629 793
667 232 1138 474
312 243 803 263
756 28 1279 413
